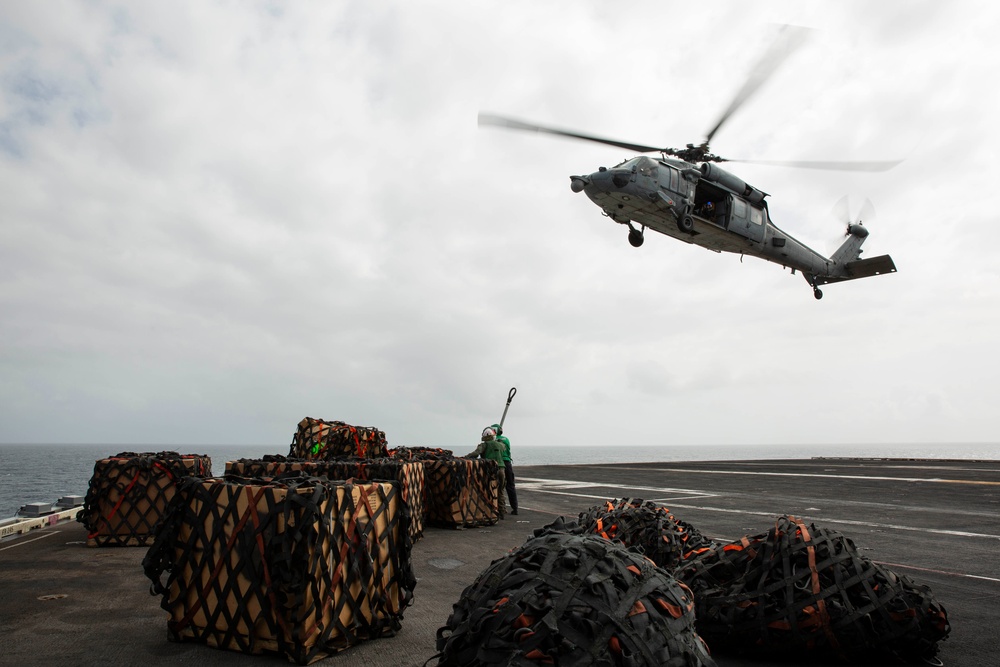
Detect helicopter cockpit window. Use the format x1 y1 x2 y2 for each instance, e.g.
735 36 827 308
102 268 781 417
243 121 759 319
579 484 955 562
636 156 658 178
750 206 764 225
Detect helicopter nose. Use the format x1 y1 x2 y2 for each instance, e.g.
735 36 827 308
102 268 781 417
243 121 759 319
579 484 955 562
581 168 614 193
570 176 588 193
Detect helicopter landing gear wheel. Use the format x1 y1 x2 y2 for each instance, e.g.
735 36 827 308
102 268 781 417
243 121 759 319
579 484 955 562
677 215 694 234
628 228 644 247
813 287 823 300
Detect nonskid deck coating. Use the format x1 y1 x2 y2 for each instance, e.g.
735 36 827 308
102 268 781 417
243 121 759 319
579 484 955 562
1 458 997 666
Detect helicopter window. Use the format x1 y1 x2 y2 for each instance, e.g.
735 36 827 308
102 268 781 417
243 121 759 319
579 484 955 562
733 198 748 219
664 166 680 191
636 157 658 178
750 206 764 225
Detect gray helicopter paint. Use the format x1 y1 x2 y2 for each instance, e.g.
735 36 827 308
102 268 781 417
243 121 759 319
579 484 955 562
573 157 894 294
480 25 899 299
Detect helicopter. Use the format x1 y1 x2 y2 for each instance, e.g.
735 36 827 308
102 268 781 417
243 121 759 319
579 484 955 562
479 26 899 300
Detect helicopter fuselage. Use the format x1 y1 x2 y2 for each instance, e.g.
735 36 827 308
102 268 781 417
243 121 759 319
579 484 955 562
571 156 895 297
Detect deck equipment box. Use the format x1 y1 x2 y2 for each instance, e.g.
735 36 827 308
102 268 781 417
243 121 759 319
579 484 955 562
143 474 415 665
78 451 210 547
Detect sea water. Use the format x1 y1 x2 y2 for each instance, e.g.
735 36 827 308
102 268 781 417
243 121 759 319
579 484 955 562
1 441 996 519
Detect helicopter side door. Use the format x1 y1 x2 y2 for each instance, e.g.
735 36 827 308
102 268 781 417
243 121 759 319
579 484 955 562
727 196 765 243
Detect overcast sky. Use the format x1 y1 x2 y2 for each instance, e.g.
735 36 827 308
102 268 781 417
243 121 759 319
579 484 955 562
2 1 998 452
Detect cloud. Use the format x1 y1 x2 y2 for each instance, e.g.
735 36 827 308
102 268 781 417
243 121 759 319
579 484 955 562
1 1 998 451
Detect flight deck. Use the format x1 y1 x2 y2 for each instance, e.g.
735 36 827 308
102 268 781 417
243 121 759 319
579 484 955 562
1 458 997 666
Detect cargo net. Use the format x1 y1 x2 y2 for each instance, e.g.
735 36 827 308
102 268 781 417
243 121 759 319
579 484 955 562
388 446 454 461
433 532 717 667
142 473 416 665
78 451 211 547
289 417 389 459
535 498 718 573
226 457 425 542
677 515 951 664
423 457 498 528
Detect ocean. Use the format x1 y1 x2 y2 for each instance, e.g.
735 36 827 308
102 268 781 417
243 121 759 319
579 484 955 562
1 441 997 519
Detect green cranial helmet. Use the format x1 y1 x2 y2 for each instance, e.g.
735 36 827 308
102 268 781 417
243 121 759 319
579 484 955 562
491 423 503 436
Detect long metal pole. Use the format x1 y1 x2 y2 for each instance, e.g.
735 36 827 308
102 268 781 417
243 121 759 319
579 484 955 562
498 387 517 429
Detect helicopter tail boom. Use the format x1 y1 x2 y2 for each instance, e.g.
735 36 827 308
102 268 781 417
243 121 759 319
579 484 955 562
830 223 869 264
813 254 897 286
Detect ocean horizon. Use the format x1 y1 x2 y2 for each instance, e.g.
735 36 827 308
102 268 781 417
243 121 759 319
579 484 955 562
2 441 997 519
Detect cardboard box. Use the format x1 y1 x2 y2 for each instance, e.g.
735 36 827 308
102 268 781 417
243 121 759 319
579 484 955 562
79 452 210 547
144 475 415 664
289 418 388 459
423 458 499 528
225 458 425 542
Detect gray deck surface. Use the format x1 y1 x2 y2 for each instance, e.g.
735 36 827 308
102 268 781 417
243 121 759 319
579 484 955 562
1 458 997 666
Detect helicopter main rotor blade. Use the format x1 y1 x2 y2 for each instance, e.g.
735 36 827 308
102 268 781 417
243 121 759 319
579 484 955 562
704 24 812 145
478 113 665 154
725 157 902 172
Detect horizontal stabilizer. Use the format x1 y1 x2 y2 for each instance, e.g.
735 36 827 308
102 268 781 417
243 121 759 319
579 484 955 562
815 254 897 285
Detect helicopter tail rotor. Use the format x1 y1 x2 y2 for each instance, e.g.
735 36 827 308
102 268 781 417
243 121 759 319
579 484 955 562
833 196 876 235
828 196 877 264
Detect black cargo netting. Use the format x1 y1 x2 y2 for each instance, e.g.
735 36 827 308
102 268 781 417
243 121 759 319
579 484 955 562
226 457 426 542
535 498 718 572
142 473 416 665
423 458 499 528
77 451 211 547
389 446 454 461
433 532 717 667
289 417 389 459
677 515 950 664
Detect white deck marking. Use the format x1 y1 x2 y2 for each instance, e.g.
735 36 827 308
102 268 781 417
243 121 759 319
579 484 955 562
519 477 1000 541
0 531 57 552
517 476 717 499
662 502 1000 540
613 466 1000 486
874 561 1000 584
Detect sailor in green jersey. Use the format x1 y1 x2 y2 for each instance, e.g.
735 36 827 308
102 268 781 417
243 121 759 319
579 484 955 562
466 426 507 518
491 423 518 515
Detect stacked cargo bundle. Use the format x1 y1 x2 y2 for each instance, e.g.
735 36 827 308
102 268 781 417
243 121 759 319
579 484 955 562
535 498 717 572
388 446 453 461
423 457 499 528
433 532 716 666
143 473 416 665
225 456 425 542
78 451 211 547
677 515 950 664
289 417 388 459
